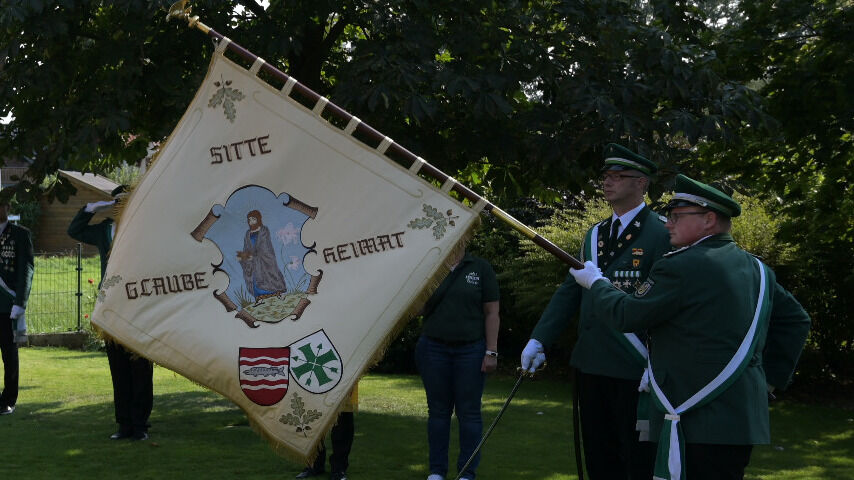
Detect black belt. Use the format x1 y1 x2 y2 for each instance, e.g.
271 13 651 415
426 336 480 347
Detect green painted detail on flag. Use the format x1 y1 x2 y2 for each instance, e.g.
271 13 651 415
98 275 122 303
208 75 245 122
291 343 340 386
408 204 459 240
279 392 323 437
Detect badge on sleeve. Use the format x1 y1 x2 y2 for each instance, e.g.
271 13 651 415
634 279 654 297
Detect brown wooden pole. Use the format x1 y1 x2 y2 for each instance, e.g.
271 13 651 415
167 4 583 269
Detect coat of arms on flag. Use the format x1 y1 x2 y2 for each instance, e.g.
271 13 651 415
91 37 481 460
239 346 290 406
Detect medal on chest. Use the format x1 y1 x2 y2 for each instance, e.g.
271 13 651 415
0 232 14 271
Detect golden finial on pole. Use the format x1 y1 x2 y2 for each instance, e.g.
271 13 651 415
166 0 210 33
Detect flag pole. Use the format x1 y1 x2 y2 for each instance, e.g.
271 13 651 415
166 1 583 270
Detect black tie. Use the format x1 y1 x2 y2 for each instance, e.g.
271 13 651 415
609 218 621 249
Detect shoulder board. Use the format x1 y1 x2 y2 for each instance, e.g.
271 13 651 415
663 244 691 257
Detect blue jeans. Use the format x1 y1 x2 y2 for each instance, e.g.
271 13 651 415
415 336 486 479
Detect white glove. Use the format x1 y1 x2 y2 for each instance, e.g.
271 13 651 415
569 261 607 289
520 339 546 373
85 200 116 213
10 305 25 319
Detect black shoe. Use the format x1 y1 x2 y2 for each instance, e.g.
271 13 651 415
131 430 149 441
330 472 347 480
296 467 324 479
110 426 133 440
0 405 14 415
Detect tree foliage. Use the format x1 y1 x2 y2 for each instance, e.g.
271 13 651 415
2 0 767 202
702 0 854 382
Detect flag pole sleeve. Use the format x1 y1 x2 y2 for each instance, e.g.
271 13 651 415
166 1 583 269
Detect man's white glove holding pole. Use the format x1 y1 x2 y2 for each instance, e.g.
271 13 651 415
520 338 545 373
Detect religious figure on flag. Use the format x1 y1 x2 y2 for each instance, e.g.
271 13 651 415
238 209 288 301
193 185 319 327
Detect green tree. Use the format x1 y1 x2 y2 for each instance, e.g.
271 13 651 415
702 0 853 383
1 0 767 204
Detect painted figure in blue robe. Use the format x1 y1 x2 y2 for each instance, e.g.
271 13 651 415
237 210 287 301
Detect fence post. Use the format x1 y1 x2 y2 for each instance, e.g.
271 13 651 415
76 243 82 331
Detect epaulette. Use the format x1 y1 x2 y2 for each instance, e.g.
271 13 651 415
663 244 691 257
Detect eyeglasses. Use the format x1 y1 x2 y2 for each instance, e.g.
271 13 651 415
666 211 709 224
600 173 642 183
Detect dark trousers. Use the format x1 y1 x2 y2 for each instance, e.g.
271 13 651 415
310 411 355 474
0 315 18 408
415 336 486 480
106 342 154 433
685 443 753 480
577 371 655 480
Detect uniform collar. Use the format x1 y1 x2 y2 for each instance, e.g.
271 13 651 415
610 202 646 235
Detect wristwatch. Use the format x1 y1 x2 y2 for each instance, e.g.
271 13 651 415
485 350 498 358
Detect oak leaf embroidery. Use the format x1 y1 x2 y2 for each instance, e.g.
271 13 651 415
407 204 459 240
279 392 322 437
208 76 245 122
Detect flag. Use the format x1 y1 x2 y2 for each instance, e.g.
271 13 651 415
91 43 480 460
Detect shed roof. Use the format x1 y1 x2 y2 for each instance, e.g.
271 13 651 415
59 170 119 195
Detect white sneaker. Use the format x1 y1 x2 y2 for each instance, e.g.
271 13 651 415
427 475 444 480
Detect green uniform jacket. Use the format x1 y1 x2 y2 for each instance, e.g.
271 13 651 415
67 207 114 280
531 206 671 380
590 233 811 444
0 222 34 312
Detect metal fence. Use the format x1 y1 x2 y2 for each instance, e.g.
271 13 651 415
28 244 102 333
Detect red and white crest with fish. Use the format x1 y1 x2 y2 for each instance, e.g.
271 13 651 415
239 347 290 406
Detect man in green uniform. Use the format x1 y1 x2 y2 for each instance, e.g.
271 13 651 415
0 195 34 416
68 186 154 440
520 144 670 479
569 174 811 480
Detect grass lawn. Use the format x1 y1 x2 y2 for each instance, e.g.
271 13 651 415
1 348 852 479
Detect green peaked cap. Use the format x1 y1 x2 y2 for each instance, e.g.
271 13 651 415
669 174 741 217
602 143 657 175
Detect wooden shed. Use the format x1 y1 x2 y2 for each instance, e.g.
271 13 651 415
36 171 118 255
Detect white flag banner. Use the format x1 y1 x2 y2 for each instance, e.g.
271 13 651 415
91 48 479 460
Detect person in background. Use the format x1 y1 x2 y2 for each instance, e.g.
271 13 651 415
416 249 500 480
295 386 357 480
0 194 34 416
68 185 154 440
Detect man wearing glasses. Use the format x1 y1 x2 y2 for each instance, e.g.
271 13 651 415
521 143 670 479
569 174 810 480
